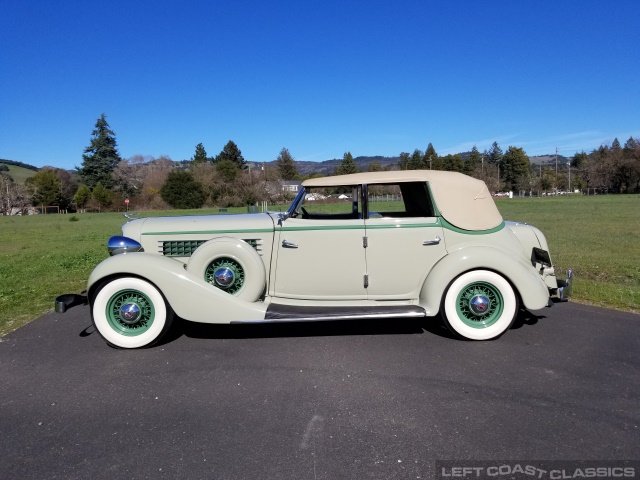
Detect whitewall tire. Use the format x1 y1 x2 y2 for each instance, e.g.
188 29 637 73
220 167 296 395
92 277 174 349
442 270 518 340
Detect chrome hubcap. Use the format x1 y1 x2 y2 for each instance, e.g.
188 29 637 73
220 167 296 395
119 303 141 324
214 267 235 288
469 295 491 316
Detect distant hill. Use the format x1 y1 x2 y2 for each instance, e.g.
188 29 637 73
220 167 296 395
1 152 570 183
249 155 400 176
0 159 39 171
529 155 570 166
0 159 39 182
249 153 573 176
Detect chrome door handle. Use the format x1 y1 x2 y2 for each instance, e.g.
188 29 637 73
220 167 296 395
282 240 298 249
423 236 441 246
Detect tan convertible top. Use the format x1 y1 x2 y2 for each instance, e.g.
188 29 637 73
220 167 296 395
303 170 503 231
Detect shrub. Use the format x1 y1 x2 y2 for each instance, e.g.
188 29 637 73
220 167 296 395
160 171 206 209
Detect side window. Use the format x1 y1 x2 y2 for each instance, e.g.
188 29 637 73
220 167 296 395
295 186 362 219
367 182 435 218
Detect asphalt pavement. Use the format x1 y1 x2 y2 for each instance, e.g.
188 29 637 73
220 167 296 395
0 302 638 479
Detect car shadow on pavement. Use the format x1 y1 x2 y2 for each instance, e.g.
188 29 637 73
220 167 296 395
157 308 547 345
79 308 548 346
175 316 428 341
510 308 546 330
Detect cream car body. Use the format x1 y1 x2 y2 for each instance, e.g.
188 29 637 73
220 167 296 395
57 170 571 348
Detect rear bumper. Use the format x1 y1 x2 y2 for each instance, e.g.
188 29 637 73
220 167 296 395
555 269 573 302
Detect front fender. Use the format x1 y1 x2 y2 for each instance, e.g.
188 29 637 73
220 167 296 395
418 246 549 315
88 253 267 324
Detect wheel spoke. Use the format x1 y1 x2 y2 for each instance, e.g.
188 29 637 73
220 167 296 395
205 258 245 294
106 289 155 336
456 281 504 328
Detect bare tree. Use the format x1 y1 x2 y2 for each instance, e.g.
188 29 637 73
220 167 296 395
140 156 174 209
111 155 149 198
0 173 30 215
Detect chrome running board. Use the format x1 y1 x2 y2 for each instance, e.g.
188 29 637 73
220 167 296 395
231 304 426 324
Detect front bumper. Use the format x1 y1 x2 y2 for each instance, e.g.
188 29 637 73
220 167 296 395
54 293 87 313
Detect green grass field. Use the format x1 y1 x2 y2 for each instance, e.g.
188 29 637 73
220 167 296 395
1 164 37 183
496 195 640 314
0 195 638 336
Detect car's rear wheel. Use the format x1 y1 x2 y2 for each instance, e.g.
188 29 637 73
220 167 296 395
442 270 517 340
92 277 174 349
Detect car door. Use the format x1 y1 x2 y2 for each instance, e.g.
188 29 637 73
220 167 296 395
363 182 447 299
272 188 367 300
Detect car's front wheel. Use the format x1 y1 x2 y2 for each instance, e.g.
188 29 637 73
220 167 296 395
442 270 518 340
92 277 174 349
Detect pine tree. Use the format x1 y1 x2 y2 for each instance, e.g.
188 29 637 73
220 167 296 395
441 154 464 172
408 149 424 169
192 143 208 164
623 137 638 152
488 141 503 165
276 148 299 180
215 141 246 169
78 114 122 188
334 152 358 175
572 151 588 169
216 160 239 183
466 146 481 174
502 146 531 191
611 138 622 152
397 152 410 170
423 143 438 169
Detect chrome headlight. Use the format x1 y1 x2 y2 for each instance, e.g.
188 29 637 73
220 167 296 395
107 236 144 256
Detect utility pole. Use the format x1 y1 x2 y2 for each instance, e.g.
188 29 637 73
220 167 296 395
555 146 558 194
539 162 542 197
481 153 484 175
429 155 433 170
567 161 571 193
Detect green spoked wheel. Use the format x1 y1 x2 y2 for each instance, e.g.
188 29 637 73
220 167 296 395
456 282 504 329
443 270 517 340
204 257 245 295
105 289 155 336
92 277 174 349
186 238 266 302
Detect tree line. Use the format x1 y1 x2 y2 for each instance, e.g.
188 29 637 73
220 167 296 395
394 138 640 195
0 114 310 213
2 114 639 215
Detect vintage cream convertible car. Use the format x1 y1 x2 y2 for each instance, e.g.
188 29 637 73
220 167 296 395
56 170 571 348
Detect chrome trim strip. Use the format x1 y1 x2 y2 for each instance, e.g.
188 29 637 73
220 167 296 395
231 311 426 324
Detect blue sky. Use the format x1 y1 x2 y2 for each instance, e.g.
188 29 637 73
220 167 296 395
1 0 639 170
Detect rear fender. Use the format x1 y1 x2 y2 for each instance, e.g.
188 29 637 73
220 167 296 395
419 246 549 315
88 253 267 324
